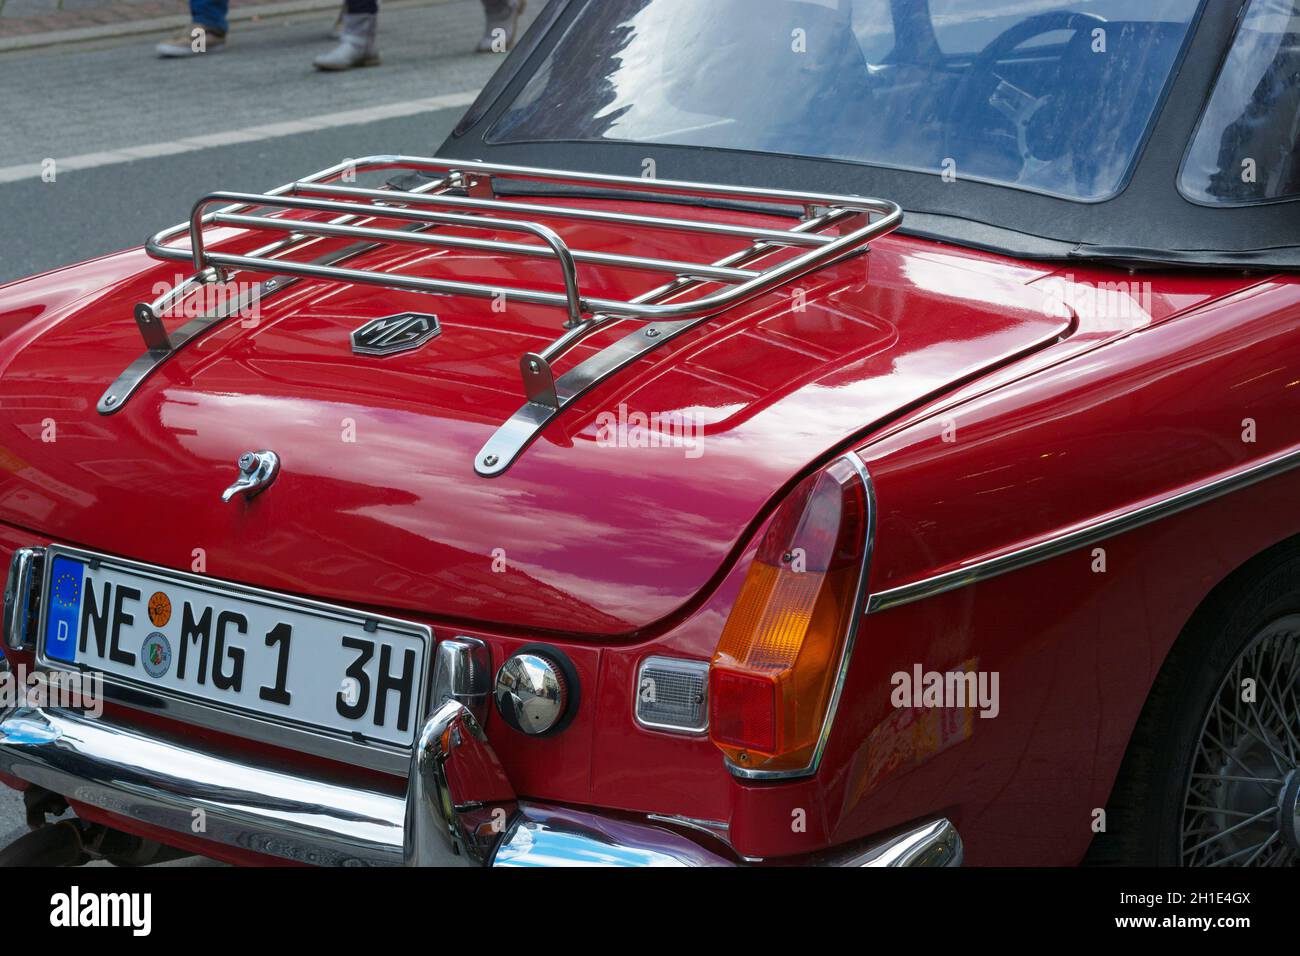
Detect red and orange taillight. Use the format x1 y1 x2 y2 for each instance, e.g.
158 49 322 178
709 456 870 775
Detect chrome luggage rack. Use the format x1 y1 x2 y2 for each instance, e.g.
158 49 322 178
105 155 902 476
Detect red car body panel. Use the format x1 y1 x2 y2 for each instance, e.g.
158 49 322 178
0 215 1069 636
830 279 1300 865
1 190 1296 864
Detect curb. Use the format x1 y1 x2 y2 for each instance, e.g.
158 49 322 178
0 0 446 53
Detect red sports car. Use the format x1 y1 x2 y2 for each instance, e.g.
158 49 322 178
0 0 1297 867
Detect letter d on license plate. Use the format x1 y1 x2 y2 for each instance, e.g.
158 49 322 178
37 546 432 771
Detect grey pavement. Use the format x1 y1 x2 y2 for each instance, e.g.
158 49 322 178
1 0 179 16
0 0 508 169
0 0 534 859
0 106 473 282
0 0 537 281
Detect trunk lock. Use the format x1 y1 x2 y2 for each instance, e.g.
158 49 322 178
221 450 281 503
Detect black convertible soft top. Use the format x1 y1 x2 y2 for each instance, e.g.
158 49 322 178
441 0 1300 271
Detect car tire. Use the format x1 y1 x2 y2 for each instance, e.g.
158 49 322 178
0 820 89 867
1088 540 1300 866
0 825 26 856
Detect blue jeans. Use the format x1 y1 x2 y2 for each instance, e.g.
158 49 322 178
191 0 229 34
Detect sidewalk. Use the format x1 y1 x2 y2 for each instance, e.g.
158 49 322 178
0 0 189 37
0 0 443 49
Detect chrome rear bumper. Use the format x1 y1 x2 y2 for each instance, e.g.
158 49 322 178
0 702 960 867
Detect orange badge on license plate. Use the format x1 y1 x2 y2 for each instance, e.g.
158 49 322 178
148 591 172 627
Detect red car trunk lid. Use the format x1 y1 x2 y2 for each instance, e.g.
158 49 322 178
0 227 1069 636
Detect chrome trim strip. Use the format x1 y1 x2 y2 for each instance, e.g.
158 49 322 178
34 544 434 775
646 813 730 842
4 547 43 651
831 818 963 867
725 451 877 781
492 805 733 867
867 444 1300 614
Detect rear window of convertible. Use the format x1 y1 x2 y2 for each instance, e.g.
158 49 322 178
488 0 1205 202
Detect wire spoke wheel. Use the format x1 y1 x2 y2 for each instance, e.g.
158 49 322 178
1180 616 1300 866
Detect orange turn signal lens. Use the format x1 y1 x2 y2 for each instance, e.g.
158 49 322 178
709 457 868 774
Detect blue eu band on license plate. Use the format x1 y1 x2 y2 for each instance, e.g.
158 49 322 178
36 548 432 758
44 555 83 663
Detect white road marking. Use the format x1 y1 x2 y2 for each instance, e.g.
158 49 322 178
0 90 478 185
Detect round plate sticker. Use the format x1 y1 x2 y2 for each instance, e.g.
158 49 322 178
141 631 173 679
148 591 172 627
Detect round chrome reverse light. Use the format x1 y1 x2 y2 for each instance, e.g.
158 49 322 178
494 646 578 736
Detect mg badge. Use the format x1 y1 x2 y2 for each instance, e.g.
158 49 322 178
351 313 441 356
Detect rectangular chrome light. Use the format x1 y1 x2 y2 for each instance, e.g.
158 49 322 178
4 547 43 651
635 656 708 734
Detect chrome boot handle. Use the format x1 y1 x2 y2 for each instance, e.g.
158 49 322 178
221 450 280 503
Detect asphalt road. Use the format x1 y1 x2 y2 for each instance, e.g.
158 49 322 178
0 0 533 861
0 0 527 282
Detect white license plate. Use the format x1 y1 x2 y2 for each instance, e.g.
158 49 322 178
36 546 432 754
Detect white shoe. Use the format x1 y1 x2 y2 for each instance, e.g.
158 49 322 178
313 12 380 70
